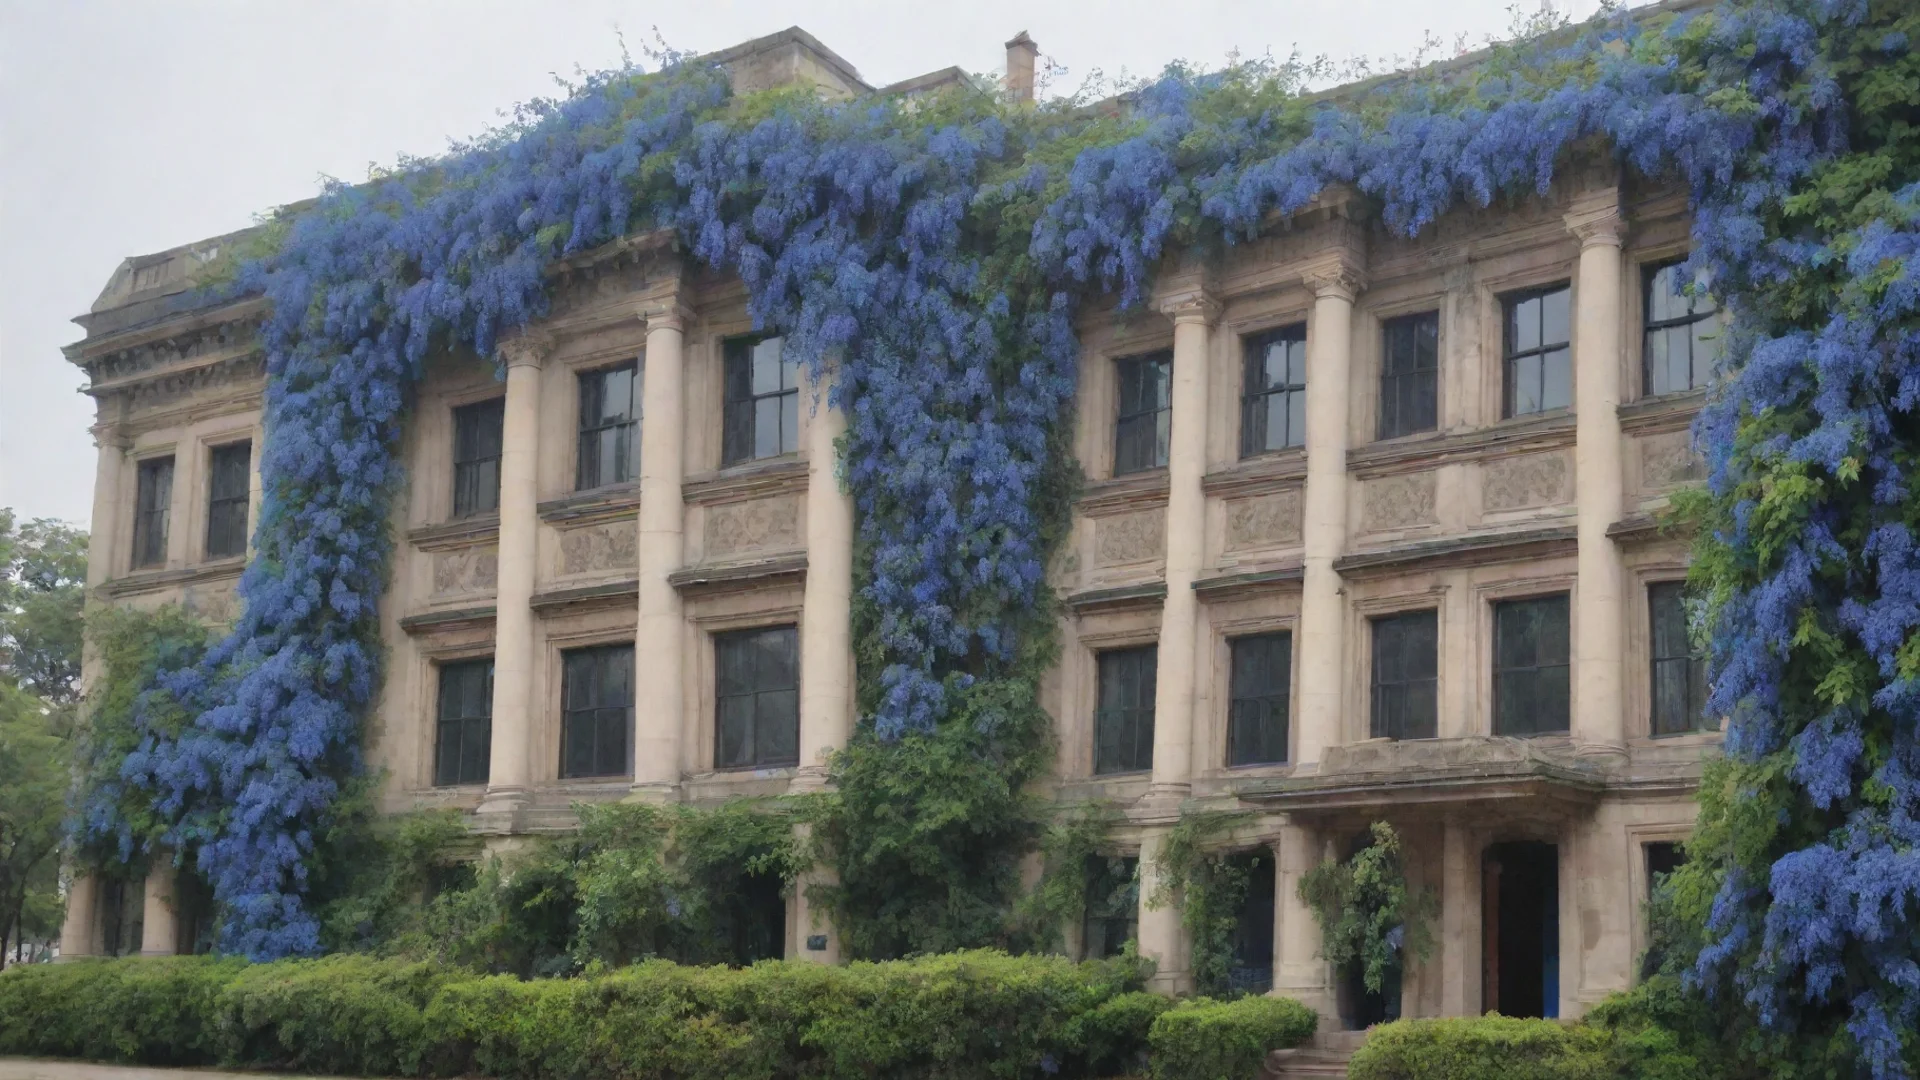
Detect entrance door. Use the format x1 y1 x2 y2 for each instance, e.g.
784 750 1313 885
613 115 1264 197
1482 841 1559 1018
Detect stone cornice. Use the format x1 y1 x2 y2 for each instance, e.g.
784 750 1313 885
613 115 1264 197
1564 187 1625 248
1334 523 1579 578
1078 471 1170 516
97 558 246 600
407 513 501 552
668 552 808 596
1201 449 1307 499
1618 389 1706 436
1192 562 1304 600
538 484 640 526
530 578 641 614
1062 581 1167 614
399 605 497 635
683 457 810 506
1347 411 1576 480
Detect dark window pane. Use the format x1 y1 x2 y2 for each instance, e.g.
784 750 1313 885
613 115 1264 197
1370 611 1438 740
714 626 799 769
1082 855 1140 960
1227 633 1291 766
560 645 633 778
1503 285 1571 418
1095 645 1157 774
435 659 493 786
1115 352 1172 474
723 336 798 467
1493 595 1571 735
576 362 641 490
132 456 175 569
1648 582 1710 735
1241 327 1307 457
1379 311 1439 439
205 442 251 558
1643 260 1724 396
453 398 505 517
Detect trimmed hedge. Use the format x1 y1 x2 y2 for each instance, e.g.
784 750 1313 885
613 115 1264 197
1148 995 1319 1080
0 951 1318 1080
1346 1016 1614 1080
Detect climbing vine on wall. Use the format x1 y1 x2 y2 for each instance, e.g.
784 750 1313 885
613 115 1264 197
1297 822 1437 998
77 2 1920 1072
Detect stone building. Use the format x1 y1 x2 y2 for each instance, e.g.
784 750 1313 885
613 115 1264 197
56 20 1718 1028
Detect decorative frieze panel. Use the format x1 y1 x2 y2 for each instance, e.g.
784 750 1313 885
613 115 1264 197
1094 508 1166 567
1224 490 1303 551
1640 431 1706 489
705 496 801 558
432 545 499 596
1482 451 1571 513
558 522 640 575
1362 472 1437 533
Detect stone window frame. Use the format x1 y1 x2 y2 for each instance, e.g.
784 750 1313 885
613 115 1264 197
406 627 498 795
1498 282 1574 420
535 609 640 792
1202 600 1302 776
712 623 802 772
1344 584 1451 747
1092 641 1159 776
1489 591 1573 737
185 420 263 567
1237 324 1307 459
1469 569 1579 741
1075 323 1174 482
573 358 644 492
203 439 253 561
683 585 807 789
1624 557 1725 744
1473 261 1580 431
692 313 821 480
545 338 648 504
1063 606 1162 782
557 641 637 781
1219 301 1313 466
1621 236 1699 408
433 654 496 788
1352 285 1451 448
1625 820 1696 982
405 370 510 529
1112 350 1175 477
720 334 800 468
450 396 506 520
126 444 178 573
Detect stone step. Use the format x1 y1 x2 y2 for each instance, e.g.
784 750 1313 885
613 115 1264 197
1265 1048 1353 1079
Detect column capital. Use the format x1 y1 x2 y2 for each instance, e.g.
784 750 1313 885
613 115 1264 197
1302 258 1366 303
1564 193 1625 249
635 296 696 334
498 329 554 370
1156 287 1220 326
90 423 130 451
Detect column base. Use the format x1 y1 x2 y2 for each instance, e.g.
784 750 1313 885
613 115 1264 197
625 780 682 804
473 787 530 833
1571 740 1628 769
1136 782 1191 817
784 765 833 796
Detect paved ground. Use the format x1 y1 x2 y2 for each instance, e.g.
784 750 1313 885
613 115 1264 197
0 1061 339 1080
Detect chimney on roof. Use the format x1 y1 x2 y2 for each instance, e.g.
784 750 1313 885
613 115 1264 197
1005 31 1037 104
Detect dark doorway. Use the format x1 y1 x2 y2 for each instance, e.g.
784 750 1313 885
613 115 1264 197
1225 849 1275 996
1340 955 1404 1030
719 870 787 965
1483 841 1559 1018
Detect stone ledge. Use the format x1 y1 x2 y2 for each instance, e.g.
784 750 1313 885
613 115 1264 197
668 553 808 595
683 457 809 506
1062 581 1167 614
397 604 496 634
1201 449 1308 499
537 483 639 525
1078 471 1171 515
407 513 500 551
529 578 640 613
1346 411 1576 480
97 558 245 599
1237 735 1606 813
1333 524 1578 578
1618 388 1706 436
1193 563 1304 599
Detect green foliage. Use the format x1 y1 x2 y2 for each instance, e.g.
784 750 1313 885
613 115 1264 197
1296 822 1437 996
0 950 1171 1079
1146 995 1318 1080
1149 811 1255 998
1347 1016 1615 1080
0 509 85 963
1012 804 1126 953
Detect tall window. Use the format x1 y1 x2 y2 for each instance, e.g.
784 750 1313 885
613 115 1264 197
1503 285 1571 417
714 626 800 769
1493 595 1571 736
1649 582 1710 736
1379 311 1439 439
452 398 504 517
1080 855 1139 960
131 456 174 569
722 335 799 466
1644 260 1722 396
1241 326 1307 457
1227 632 1291 766
1113 352 1172 475
560 644 633 779
1370 610 1438 740
576 362 641 491
1094 645 1157 774
434 658 493 787
204 441 251 559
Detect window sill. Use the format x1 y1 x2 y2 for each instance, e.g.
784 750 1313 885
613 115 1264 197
1080 471 1170 515
1346 411 1576 479
538 484 640 525
1618 389 1707 436
408 513 500 550
684 457 809 505
1201 450 1306 499
98 558 246 599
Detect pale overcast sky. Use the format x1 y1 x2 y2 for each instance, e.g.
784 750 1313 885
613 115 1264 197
0 0 1602 529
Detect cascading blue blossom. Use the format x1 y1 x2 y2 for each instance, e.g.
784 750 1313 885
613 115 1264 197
77 0 1920 1072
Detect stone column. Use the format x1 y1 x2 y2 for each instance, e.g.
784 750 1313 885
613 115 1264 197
796 366 854 788
87 416 127 588
479 333 549 820
56 872 97 960
1294 262 1364 769
1567 194 1628 755
1439 817 1480 1016
1274 819 1333 1016
138 864 178 956
1148 289 1219 801
632 302 693 798
1136 827 1191 993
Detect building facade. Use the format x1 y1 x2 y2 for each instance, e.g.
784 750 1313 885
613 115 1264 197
56 24 1718 1027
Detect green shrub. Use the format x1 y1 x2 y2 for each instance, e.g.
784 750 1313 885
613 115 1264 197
1147 995 1318 1080
0 949 1243 1079
1346 1016 1612 1080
